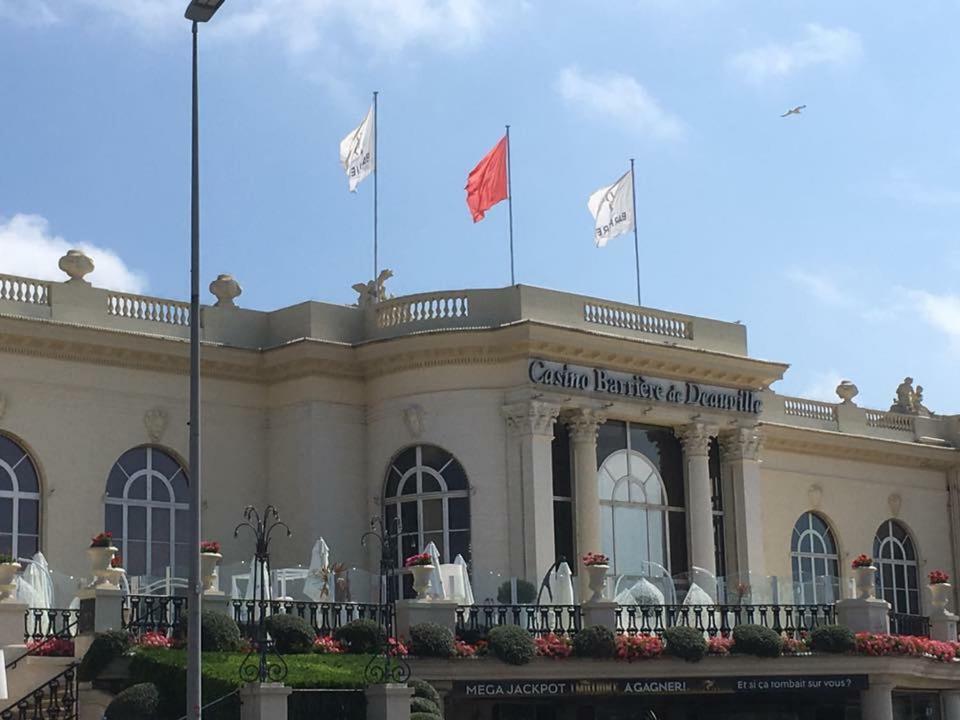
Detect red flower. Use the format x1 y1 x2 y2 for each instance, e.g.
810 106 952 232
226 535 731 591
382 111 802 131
582 552 610 567
851 554 873 569
929 570 950 585
26 638 74 657
90 531 113 548
615 634 664 661
404 553 433 568
313 636 344 654
200 540 221 555
454 640 478 658
535 633 572 658
138 631 172 649
110 555 123 569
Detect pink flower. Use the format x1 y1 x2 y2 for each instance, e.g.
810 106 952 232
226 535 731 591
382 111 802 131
138 631 172 649
582 552 610 567
404 553 432 568
615 634 664 661
930 570 950 585
535 633 572 658
851 554 873 569
313 636 344 654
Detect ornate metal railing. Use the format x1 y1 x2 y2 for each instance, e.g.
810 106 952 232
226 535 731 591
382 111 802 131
122 594 187 636
889 612 930 638
614 604 836 639
456 604 583 638
0 664 78 720
232 600 392 639
24 609 79 643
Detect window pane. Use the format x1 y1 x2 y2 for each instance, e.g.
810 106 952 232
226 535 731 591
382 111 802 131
400 476 418 496
597 421 627 466
385 473 400 499
127 541 147 576
18 499 38 535
18 535 38 559
385 504 397 530
151 478 171 502
171 473 188 502
553 501 574 568
127 506 147 541
442 460 468 492
400 502 418 533
0 437 23 469
152 509 170 541
0 498 12 534
175 510 189 543
106 467 127 499
0 535 12 557
552 425 572 498
118 448 146 477
391 448 417 475
669 511 688 577
105 504 123 538
150 450 181 481
421 475 441 493
127 478 147 501
419 446 450 472
448 497 469 530
449 531 470 565
421 500 443 532
0 470 11 493
423 532 443 559
15 461 38 493
151 542 170 574
400 534 419 562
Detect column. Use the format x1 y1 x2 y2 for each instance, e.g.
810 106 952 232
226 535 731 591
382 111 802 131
503 401 561 583
566 409 606 600
677 423 718 584
943 691 960 720
718 426 766 586
948 467 960 613
860 682 894 720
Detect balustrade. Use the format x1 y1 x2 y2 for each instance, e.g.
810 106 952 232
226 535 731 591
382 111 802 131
583 302 691 339
106 291 190 326
0 275 50 305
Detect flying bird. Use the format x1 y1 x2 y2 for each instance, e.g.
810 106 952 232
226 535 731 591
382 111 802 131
781 105 806 117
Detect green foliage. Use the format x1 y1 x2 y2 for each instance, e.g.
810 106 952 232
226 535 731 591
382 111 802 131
265 614 315 654
497 579 537 604
334 619 386 654
732 624 783 658
411 696 442 716
78 630 131 681
572 625 617 659
663 626 707 662
410 623 455 658
809 625 856 654
410 679 442 705
200 611 242 652
105 682 160 720
412 714 442 720
488 625 535 665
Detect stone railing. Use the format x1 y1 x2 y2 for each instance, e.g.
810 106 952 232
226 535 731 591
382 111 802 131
0 274 50 306
865 410 915 433
106 291 190 327
783 397 837 423
375 291 470 329
583 301 692 340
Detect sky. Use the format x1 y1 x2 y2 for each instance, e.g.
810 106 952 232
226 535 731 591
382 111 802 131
2 0 959 413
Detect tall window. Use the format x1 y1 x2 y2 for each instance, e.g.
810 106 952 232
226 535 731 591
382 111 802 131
791 512 840 604
0 434 40 559
874 520 920 616
104 447 189 578
384 445 471 578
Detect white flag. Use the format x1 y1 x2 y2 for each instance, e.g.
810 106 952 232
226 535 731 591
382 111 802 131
339 105 375 192
587 170 634 247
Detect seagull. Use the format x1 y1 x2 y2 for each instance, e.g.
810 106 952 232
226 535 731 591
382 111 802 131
781 105 806 117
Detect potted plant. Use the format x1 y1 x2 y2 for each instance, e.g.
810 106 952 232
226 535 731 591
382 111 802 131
200 541 222 594
0 554 20 600
851 554 876 600
929 570 951 610
582 552 610 603
404 552 434 600
89 532 119 587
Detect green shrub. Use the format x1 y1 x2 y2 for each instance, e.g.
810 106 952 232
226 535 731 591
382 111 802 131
663 626 707 662
732 624 783 658
334 619 386 654
265 614 315 654
410 679 442 705
128 650 240 720
809 625 855 654
78 630 131 681
410 623 455 658
411 696 442 716
488 625 535 665
105 682 159 720
572 625 617 659
411 714 441 720
497 579 537 604
201 611 242 652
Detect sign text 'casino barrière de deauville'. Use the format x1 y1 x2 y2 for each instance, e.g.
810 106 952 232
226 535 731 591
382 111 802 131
528 359 762 415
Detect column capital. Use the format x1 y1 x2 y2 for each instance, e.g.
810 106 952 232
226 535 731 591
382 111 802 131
676 422 717 457
719 426 765 462
502 400 561 437
563 408 608 443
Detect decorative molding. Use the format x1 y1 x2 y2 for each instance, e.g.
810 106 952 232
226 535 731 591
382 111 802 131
564 408 607 444
402 404 425 439
676 423 717 457
0 392 6 421
888 492 902 518
502 400 561 437
719 426 764 462
808 483 823 510
144 407 168 443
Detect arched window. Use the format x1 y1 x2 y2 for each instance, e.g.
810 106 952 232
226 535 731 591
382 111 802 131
0 434 40 559
384 445 471 574
599 449 678 575
104 447 189 578
791 512 840 604
874 520 920 616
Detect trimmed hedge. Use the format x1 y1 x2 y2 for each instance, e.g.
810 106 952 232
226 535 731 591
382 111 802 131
412 714 441 720
265 614 315 654
410 623 455 658
334 619 386 654
732 624 783 658
410 679 442 705
78 630 131 682
810 625 856 654
104 682 159 720
572 625 617 659
497 579 537 604
411 696 442 716
488 625 536 665
663 626 707 662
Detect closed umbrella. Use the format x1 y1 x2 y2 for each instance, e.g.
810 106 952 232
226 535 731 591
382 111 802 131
454 554 474 605
421 542 445 600
303 539 332 602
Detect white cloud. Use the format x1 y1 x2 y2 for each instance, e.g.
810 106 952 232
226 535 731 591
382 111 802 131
555 66 684 141
0 214 146 293
908 290 960 350
0 0 59 26
730 24 862 83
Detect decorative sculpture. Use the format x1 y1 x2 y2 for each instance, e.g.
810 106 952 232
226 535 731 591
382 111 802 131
890 377 932 416
352 269 393 308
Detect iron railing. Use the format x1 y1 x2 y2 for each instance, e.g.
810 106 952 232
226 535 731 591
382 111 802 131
0 663 78 720
614 604 836 639
456 604 583 638
232 600 392 639
122 594 187 636
23 609 79 643
889 612 930 637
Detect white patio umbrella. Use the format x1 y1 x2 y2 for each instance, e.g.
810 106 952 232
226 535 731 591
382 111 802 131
551 562 575 606
454 554 474 605
421 541 445 600
24 553 53 608
303 539 332 602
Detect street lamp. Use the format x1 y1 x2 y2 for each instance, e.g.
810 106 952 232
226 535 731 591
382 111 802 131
184 1 226 718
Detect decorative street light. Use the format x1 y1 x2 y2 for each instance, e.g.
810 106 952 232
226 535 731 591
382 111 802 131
184 1 227 718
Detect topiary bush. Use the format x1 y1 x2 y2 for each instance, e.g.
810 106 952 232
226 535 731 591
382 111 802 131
411 714 441 720
572 625 617 659
334 619 386 654
497 579 537 604
200 611 242 652
78 630 132 681
663 626 707 662
410 623 455 658
809 625 856 654
265 614 315 654
411 696 442 716
488 625 535 665
410 679 442 705
105 682 160 720
732 624 783 658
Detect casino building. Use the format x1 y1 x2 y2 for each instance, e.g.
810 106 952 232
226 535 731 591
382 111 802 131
2 250 960 719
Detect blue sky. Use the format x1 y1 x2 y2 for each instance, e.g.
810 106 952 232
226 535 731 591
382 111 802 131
2 0 959 413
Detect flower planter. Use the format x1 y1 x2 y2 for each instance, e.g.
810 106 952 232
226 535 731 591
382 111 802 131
410 565 434 600
853 565 877 600
201 552 223 593
0 561 20 601
585 564 609 603
88 546 119 588
930 582 952 611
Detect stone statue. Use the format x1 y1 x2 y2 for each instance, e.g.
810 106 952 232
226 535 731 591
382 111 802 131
913 386 931 416
889 377 932 415
352 269 393 308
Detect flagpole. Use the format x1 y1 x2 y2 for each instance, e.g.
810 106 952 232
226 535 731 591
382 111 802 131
629 158 641 306
373 90 379 282
505 124 515 285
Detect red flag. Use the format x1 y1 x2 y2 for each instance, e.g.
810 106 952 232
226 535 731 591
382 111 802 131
465 135 509 222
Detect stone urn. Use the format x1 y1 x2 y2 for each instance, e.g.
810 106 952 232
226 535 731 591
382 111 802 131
853 566 877 600
410 565 434 600
88 546 119 587
209 274 242 307
930 582 952 611
58 249 94 284
0 561 20 601
836 380 859 404
104 567 125 590
585 565 609 603
201 552 223 593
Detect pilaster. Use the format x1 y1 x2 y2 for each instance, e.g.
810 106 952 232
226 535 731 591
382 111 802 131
860 681 894 720
718 426 766 586
677 423 718 589
948 466 960 612
565 408 607 600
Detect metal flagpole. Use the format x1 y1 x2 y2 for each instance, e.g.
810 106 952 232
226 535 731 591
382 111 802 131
373 90 379 282
630 158 641 306
505 124 515 285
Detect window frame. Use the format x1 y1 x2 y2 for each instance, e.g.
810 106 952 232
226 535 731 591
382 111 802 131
790 511 840 604
0 434 41 560
874 519 920 616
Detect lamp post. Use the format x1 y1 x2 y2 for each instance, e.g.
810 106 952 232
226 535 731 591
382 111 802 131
184 1 226 718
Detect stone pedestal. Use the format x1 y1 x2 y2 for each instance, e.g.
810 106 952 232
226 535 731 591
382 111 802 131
203 592 233 619
942 690 960 720
860 682 894 720
366 683 413 720
239 682 291 720
0 602 27 649
581 601 618 632
836 597 890 634
930 608 959 642
75 587 125 658
394 600 458 641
